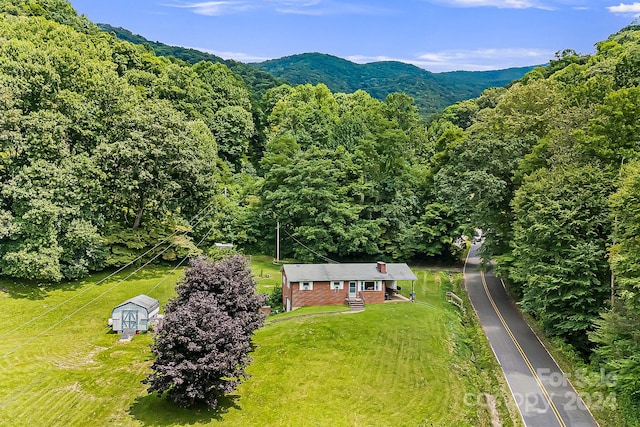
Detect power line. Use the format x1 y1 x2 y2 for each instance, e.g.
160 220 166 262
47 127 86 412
0 202 216 341
0 207 220 408
0 243 166 341
282 227 339 264
3 243 174 358
145 222 218 296
0 227 219 406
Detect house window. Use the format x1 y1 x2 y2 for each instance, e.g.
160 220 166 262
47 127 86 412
299 281 313 291
331 281 343 290
359 281 381 291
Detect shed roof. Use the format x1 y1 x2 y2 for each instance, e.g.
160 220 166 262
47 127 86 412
282 263 417 282
113 294 159 312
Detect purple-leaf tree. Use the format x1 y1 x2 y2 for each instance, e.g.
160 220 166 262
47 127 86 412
144 255 266 408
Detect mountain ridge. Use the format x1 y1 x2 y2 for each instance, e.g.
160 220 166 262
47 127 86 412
97 23 285 97
98 24 537 116
252 52 537 116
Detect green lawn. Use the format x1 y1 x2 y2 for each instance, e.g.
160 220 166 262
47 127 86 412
248 255 285 302
0 263 518 426
266 304 352 322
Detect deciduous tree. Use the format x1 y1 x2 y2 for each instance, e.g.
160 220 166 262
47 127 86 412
145 255 266 408
511 165 611 351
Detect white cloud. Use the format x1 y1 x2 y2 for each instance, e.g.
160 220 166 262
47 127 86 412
349 48 553 72
188 46 272 62
180 47 550 72
426 0 555 9
347 55 394 63
168 0 391 16
607 2 640 16
448 0 533 8
276 1 391 15
166 1 254 16
418 48 551 61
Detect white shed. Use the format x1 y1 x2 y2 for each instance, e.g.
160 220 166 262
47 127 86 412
110 294 159 333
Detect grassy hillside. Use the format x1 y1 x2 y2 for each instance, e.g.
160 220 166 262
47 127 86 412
253 52 536 116
0 265 519 426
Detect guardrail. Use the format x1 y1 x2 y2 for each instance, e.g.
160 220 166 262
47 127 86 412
445 291 465 314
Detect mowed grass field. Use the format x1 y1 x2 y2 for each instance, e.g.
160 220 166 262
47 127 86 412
0 259 519 426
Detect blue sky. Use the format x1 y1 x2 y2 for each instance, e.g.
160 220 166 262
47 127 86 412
69 0 638 72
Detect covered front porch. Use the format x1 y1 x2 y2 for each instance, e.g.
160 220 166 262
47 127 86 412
344 279 413 310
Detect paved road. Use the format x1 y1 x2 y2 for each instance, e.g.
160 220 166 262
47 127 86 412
464 243 599 427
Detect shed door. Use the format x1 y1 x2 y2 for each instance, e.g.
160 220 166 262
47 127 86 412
122 310 138 330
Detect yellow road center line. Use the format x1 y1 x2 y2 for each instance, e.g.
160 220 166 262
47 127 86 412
481 271 566 427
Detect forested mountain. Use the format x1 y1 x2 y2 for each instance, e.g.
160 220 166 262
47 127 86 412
93 26 534 117
2 1 640 424
253 52 536 116
97 24 285 98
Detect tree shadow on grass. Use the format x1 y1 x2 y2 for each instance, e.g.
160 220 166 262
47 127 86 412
0 264 180 301
129 393 241 426
0 278 88 300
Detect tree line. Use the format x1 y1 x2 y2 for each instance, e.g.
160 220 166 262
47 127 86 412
1 1 640 422
0 0 463 283
428 31 640 423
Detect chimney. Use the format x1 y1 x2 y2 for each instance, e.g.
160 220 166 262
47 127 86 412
377 261 387 274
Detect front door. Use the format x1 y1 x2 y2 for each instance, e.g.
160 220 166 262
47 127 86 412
349 281 357 298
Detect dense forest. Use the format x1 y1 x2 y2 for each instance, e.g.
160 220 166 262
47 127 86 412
1 0 640 424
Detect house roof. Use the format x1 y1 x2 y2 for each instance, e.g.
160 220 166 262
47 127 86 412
113 294 159 312
282 263 417 282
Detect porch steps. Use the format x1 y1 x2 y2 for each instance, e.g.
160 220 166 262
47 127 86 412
346 298 365 311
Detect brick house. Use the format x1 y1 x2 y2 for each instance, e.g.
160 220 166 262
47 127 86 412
281 261 417 311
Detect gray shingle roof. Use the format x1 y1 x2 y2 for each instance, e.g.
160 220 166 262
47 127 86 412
114 294 159 312
282 263 417 282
